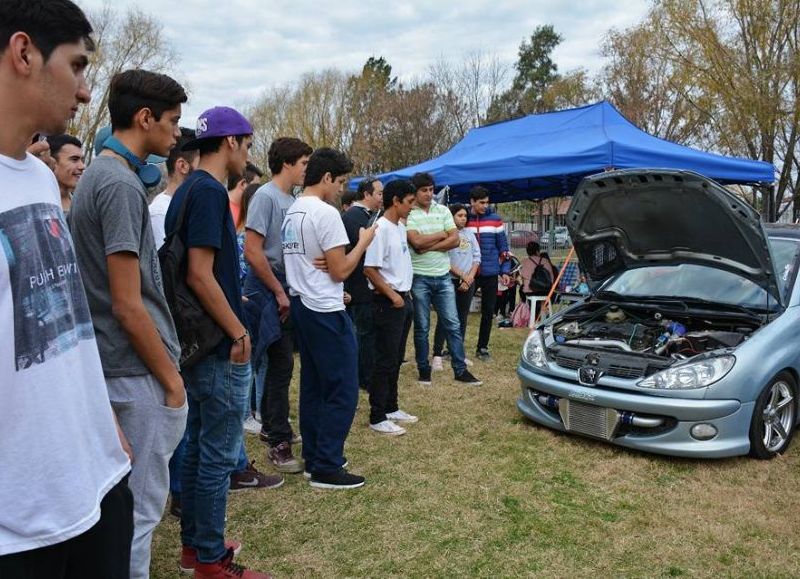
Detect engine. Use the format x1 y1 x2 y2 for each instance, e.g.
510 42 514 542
551 304 755 359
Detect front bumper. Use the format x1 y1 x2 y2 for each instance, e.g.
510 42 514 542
516 364 753 458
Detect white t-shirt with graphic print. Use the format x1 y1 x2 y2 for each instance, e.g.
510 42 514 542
282 195 350 313
0 153 130 556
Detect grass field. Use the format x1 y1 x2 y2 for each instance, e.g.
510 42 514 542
151 314 800 578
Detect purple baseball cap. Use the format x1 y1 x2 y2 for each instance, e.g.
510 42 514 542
182 106 253 150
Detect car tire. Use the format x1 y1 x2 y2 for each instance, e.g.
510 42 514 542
748 371 798 459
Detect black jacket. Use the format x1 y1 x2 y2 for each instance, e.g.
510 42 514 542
342 204 374 304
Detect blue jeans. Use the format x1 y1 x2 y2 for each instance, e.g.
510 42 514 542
171 435 249 493
180 354 251 564
171 374 251 494
412 273 467 375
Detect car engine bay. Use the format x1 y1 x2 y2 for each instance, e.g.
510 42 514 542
547 302 760 362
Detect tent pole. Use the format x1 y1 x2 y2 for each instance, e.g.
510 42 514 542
534 246 575 326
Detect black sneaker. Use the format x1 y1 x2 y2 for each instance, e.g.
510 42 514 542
418 369 432 386
169 493 181 519
304 458 349 480
309 469 365 490
455 369 483 386
476 348 491 361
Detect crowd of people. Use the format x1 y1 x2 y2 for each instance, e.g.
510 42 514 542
0 2 521 578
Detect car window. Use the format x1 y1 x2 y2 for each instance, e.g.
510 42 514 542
768 237 800 300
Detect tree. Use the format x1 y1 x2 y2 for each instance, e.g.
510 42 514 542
599 10 713 145
247 70 352 173
428 51 511 137
654 0 800 221
486 25 564 121
540 69 602 111
68 6 178 160
346 57 398 174
369 82 452 172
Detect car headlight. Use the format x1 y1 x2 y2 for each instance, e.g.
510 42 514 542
523 330 547 368
638 355 735 390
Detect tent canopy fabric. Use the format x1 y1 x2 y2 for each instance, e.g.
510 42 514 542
350 101 775 203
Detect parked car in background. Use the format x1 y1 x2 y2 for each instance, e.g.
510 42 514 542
517 169 800 459
535 226 571 249
553 226 571 248
509 229 538 249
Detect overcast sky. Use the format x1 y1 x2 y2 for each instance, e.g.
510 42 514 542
76 0 651 122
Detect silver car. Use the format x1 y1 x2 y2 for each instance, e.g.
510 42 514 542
517 169 800 459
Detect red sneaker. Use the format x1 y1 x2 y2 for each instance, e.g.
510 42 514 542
179 541 242 574
193 548 272 579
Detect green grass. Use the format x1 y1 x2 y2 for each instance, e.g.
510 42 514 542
150 315 800 578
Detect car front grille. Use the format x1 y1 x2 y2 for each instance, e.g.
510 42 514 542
554 356 581 370
607 364 645 379
558 400 620 440
553 356 645 380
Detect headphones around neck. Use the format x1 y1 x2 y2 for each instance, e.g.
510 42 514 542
102 136 163 188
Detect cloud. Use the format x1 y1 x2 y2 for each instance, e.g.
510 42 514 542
76 0 650 122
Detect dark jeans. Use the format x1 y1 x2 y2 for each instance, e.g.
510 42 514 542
370 294 413 424
259 321 294 446
433 278 476 356
476 274 498 351
398 299 414 363
291 296 359 475
0 478 133 579
347 301 375 390
495 287 516 318
180 355 251 564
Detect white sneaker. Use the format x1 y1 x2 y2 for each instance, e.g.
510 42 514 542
243 415 261 435
386 410 419 423
369 420 407 436
431 356 444 371
464 358 474 367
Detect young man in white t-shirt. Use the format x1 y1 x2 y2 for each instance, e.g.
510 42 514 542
364 179 419 436
282 148 376 489
149 127 198 248
0 1 132 576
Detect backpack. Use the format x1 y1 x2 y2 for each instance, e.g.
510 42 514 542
527 257 553 295
158 182 225 369
510 301 531 328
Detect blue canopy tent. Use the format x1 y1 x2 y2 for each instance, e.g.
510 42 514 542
350 101 775 202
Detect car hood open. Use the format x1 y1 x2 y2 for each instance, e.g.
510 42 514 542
567 169 782 305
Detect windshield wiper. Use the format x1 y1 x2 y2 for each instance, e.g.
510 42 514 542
595 292 769 319
664 296 774 319
594 290 628 301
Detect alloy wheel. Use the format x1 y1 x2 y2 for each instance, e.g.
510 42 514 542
761 380 795 453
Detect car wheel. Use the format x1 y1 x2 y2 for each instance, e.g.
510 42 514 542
749 372 798 459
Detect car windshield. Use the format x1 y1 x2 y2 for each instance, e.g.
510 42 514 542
602 265 771 308
601 237 800 309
